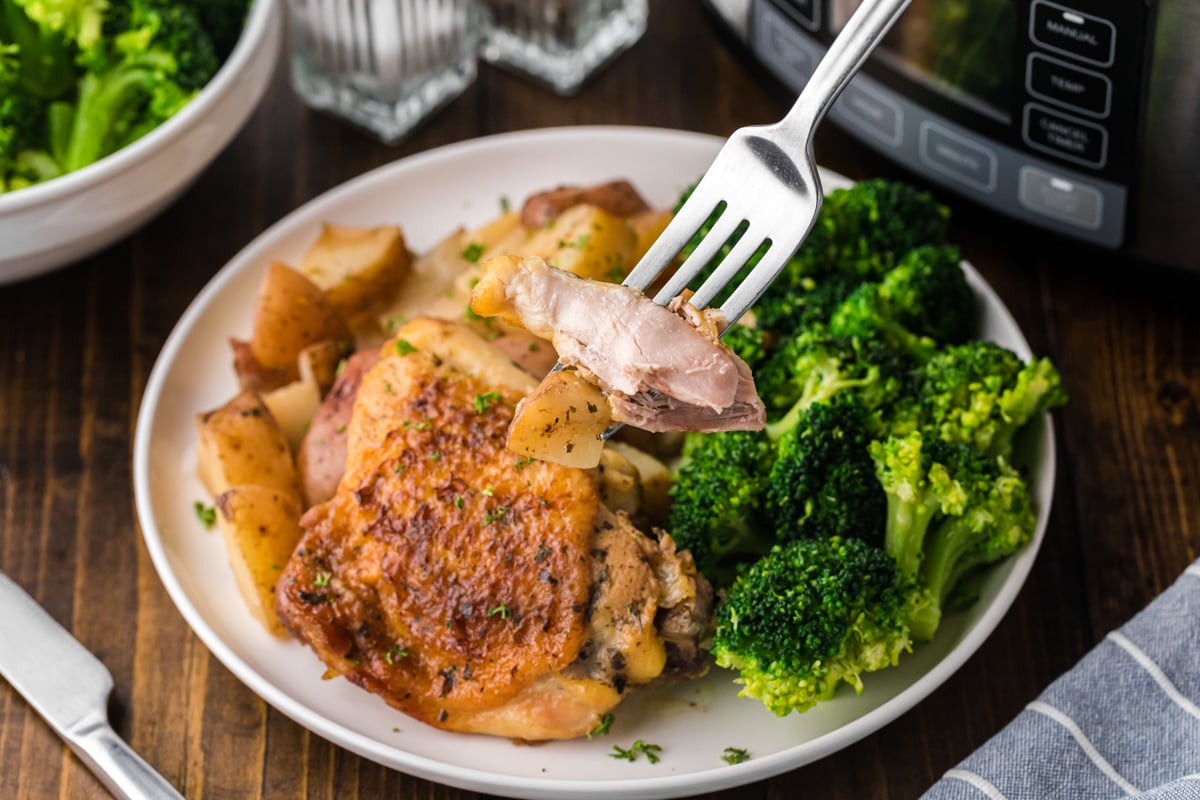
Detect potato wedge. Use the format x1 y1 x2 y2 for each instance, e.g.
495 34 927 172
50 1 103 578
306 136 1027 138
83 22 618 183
507 369 611 469
249 262 352 385
214 485 304 636
518 205 638 282
196 390 301 500
376 228 476 330
630 208 672 267
300 224 411 322
262 374 322 454
299 340 344 397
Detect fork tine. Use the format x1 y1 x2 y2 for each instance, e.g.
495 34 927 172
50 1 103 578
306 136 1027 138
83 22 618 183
622 187 721 292
689 226 768 310
718 245 796 326
651 211 746 305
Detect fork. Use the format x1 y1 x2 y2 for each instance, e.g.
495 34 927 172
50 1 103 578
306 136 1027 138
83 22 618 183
621 0 911 325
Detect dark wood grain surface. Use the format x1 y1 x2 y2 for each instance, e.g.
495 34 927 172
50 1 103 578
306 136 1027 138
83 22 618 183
2 2 1198 798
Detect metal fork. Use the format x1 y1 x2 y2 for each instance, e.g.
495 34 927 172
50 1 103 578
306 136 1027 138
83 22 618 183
622 0 911 324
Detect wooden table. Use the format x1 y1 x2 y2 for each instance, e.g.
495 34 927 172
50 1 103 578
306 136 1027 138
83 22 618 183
2 2 1197 797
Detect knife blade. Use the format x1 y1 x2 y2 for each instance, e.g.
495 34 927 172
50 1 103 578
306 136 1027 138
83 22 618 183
0 570 183 800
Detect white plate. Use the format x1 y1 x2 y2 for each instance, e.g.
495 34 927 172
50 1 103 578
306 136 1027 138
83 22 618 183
133 126 1055 799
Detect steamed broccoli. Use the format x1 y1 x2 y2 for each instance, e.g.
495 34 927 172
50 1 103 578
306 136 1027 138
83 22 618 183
869 430 1036 640
755 326 913 440
666 430 775 585
877 245 975 344
751 180 951 334
762 396 885 547
671 179 950 327
711 536 923 715
915 341 1068 458
0 0 247 189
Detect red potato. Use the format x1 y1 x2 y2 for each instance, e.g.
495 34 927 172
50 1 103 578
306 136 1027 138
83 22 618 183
520 180 650 228
296 348 381 507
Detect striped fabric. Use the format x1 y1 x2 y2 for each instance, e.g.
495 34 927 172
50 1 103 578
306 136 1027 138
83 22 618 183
921 561 1200 800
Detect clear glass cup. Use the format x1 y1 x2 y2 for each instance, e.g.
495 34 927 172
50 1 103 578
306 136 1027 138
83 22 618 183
480 0 648 95
287 0 484 143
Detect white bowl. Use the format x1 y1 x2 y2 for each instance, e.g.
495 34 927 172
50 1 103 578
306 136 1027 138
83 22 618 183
0 0 282 285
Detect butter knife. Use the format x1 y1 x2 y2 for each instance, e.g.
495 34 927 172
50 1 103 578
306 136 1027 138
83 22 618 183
0 571 184 800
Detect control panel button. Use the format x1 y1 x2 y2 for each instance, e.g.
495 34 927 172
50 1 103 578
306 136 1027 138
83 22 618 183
918 122 997 192
1030 1 1116 67
755 3 819 89
1018 166 1103 230
1027 53 1111 118
1023 103 1107 168
835 82 902 147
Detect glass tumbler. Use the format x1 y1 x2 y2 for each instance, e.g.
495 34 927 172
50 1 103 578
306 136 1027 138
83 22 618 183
287 0 484 143
480 0 648 95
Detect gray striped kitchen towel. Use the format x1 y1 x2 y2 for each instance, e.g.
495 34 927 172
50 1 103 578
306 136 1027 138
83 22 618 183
921 559 1200 800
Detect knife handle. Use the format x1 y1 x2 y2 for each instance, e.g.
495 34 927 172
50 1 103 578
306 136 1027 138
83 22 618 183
70 714 184 800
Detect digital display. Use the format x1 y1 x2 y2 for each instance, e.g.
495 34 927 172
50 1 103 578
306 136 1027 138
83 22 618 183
832 0 1016 123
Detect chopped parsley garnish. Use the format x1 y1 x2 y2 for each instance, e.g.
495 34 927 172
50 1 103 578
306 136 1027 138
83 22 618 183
488 603 510 619
515 455 536 470
384 312 406 331
403 420 431 430
464 304 483 321
588 713 614 740
454 496 464 509
461 242 485 262
605 265 625 282
314 572 331 587
499 195 510 213
193 501 216 530
385 645 408 664
610 740 662 764
721 747 750 765
481 486 494 496
474 391 502 413
429 452 441 461
395 338 417 356
484 506 509 525
335 423 346 434
334 358 348 378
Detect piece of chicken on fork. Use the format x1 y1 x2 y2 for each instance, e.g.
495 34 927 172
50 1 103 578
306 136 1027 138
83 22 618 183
276 318 712 740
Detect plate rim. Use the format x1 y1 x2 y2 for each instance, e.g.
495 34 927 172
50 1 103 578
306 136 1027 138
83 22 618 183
133 125 1054 799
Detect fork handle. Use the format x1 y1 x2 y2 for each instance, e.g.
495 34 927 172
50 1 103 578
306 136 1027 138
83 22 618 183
780 0 911 141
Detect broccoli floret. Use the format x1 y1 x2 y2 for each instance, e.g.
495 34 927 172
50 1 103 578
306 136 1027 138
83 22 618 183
869 430 1038 640
57 0 221 172
878 245 975 344
870 431 966 580
920 455 1035 612
753 270 860 338
0 0 245 187
762 396 885 547
0 0 95 98
670 179 948 325
711 536 923 715
828 281 940 361
749 180 951 334
806 179 952 281
667 430 775 585
917 341 1068 458
756 326 912 440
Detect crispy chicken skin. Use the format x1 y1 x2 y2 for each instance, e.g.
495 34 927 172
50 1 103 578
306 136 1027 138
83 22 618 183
276 318 712 739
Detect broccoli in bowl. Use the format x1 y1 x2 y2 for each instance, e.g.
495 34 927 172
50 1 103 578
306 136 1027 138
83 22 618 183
0 0 251 193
